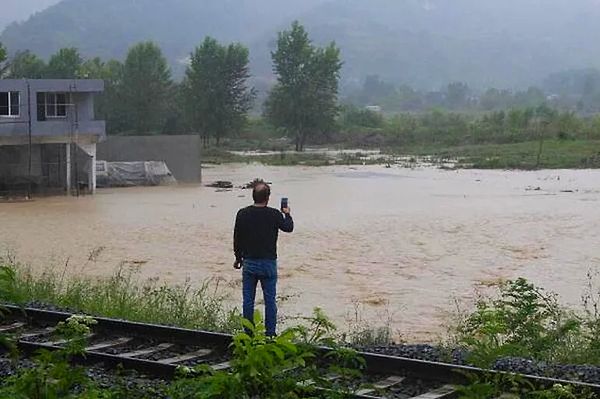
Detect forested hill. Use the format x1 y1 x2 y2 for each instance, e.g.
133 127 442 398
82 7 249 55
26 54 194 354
0 0 60 31
2 0 600 89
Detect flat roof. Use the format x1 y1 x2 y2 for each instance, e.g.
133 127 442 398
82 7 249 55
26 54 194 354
0 79 104 93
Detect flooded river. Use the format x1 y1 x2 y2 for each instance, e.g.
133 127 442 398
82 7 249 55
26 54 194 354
1 164 600 341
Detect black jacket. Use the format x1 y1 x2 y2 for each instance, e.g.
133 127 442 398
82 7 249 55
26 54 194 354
234 206 294 261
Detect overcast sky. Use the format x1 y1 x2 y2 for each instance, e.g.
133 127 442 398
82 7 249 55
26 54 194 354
0 0 60 31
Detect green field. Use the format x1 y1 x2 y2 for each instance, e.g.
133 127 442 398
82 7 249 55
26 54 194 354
407 139 600 169
204 139 600 170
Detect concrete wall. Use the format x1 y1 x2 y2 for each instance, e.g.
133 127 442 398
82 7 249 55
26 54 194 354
97 135 202 182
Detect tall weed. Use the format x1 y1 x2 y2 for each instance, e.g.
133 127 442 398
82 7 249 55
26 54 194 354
1 260 238 333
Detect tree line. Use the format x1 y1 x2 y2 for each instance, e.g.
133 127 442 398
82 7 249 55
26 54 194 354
346 74 600 114
339 104 600 148
0 22 342 151
2 21 599 152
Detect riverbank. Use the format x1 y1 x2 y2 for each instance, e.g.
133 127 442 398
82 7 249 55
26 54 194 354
203 139 600 169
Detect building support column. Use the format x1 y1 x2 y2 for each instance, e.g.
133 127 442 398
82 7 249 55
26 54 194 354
89 153 96 194
78 143 97 194
65 143 71 194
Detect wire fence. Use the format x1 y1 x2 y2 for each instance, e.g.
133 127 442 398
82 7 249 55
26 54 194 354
0 144 93 198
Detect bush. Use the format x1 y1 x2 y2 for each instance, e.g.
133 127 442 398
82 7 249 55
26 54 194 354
451 278 592 367
169 310 365 399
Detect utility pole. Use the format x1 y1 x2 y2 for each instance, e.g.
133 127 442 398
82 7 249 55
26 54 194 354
26 80 32 199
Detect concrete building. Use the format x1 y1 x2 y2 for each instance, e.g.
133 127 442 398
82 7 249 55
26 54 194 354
0 79 105 196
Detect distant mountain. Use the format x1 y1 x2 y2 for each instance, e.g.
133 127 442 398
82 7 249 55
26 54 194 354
0 0 60 31
2 0 600 89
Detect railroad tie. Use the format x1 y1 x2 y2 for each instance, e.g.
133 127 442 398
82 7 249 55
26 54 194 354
47 333 96 346
297 372 342 388
120 343 174 358
0 322 26 333
210 361 231 371
408 385 456 399
355 375 406 396
86 337 133 351
158 348 213 365
20 327 55 339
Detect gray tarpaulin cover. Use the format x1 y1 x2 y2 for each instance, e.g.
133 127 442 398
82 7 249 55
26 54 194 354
96 161 177 187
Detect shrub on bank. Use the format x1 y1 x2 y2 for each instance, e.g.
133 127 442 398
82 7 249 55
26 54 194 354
449 277 600 368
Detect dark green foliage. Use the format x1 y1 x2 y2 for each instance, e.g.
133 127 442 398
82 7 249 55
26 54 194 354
6 50 47 79
121 42 173 134
0 42 8 77
265 21 342 151
169 310 366 399
184 37 255 147
340 105 384 129
446 82 471 110
451 278 600 368
456 373 596 399
45 48 82 79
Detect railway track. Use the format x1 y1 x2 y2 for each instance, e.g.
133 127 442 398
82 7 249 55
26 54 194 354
1 305 600 399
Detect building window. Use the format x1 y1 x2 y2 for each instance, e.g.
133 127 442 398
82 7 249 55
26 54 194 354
45 92 70 118
37 92 72 121
0 91 20 117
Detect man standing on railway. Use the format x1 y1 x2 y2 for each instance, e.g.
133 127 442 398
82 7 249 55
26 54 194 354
233 180 294 337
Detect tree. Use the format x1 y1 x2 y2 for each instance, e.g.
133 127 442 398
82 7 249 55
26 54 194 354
77 57 128 134
7 50 46 78
46 48 82 78
356 75 396 105
533 104 557 168
265 21 342 151
221 42 256 143
100 60 128 133
0 43 8 77
121 42 172 134
184 37 255 147
446 82 470 110
480 88 514 111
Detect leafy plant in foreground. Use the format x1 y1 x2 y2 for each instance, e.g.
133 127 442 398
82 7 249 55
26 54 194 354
170 310 367 399
456 372 596 399
0 315 103 399
170 312 316 399
454 278 581 367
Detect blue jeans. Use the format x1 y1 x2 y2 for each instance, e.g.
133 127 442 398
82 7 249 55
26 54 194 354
242 259 277 336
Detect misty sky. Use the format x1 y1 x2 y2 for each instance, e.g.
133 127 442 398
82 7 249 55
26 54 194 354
0 0 60 30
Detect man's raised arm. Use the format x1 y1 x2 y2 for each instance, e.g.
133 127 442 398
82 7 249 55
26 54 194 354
279 211 294 233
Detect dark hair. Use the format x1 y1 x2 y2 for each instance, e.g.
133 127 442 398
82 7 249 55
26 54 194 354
252 182 271 204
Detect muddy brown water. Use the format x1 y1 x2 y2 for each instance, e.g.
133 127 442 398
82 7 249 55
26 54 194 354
1 164 600 342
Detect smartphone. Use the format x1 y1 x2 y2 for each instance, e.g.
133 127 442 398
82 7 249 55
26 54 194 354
281 197 288 210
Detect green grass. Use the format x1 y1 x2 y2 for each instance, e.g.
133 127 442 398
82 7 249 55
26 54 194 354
3 261 598 397
392 139 600 169
0 261 238 333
